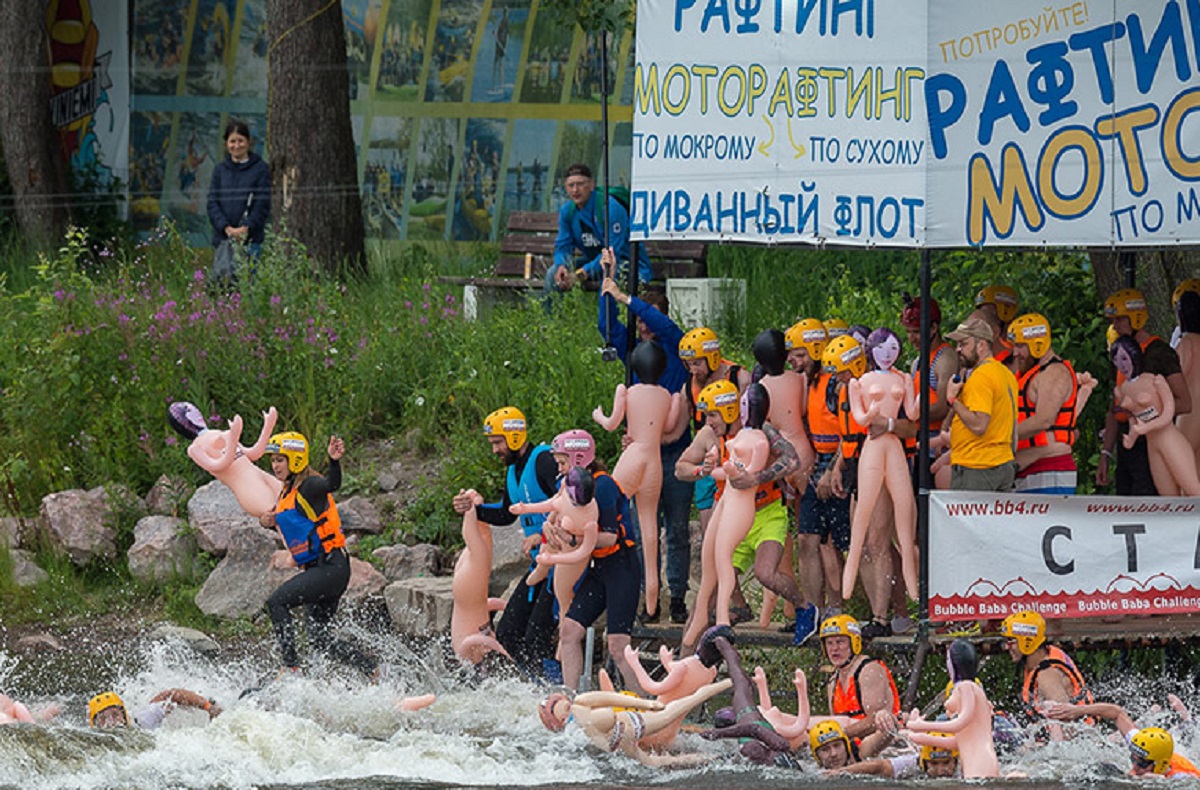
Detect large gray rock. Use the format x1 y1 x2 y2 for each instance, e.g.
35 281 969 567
490 524 530 596
344 556 388 602
194 528 295 619
41 487 116 566
149 624 220 655
9 549 48 587
0 517 21 549
187 480 261 557
127 516 196 583
145 475 194 517
384 577 454 636
338 496 383 535
372 543 441 581
376 463 403 493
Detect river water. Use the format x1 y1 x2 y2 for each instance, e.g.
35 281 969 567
0 630 1190 789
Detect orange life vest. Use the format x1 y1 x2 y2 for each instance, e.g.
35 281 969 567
590 470 636 559
807 372 842 454
1016 357 1079 450
1020 645 1093 719
1165 754 1200 778
275 485 345 564
836 385 866 460
829 657 902 719
712 435 782 509
688 362 743 430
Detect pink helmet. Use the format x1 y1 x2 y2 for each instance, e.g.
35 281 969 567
551 429 595 468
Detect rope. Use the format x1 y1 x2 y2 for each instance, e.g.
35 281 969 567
268 0 340 58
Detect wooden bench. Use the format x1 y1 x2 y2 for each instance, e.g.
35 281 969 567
441 211 708 311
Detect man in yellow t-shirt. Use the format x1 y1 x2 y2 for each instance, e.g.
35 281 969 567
944 316 1019 491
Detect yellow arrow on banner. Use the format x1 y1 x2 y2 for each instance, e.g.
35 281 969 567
786 119 807 159
758 116 774 157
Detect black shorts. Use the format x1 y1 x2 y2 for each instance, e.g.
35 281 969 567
565 548 640 635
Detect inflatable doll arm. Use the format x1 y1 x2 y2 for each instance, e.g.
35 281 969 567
592 384 628 432
243 406 278 461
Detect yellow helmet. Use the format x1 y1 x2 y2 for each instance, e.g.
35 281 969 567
1104 288 1148 330
483 406 527 452
1106 324 1119 350
823 317 849 338
975 285 1020 324
819 614 863 655
785 318 828 361
1000 610 1045 655
88 691 128 727
809 719 852 757
919 734 960 771
1173 278 1200 308
679 327 722 372
822 335 866 378
265 431 309 474
697 379 740 424
1130 727 1174 774
1008 313 1052 358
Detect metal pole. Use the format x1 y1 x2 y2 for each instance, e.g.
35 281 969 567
581 626 596 691
918 248 932 618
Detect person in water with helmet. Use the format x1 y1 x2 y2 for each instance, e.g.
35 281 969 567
1000 610 1092 732
87 689 222 729
1045 699 1200 778
259 431 375 675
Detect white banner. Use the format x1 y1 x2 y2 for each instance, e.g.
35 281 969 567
928 491 1200 621
632 0 1200 247
632 0 928 245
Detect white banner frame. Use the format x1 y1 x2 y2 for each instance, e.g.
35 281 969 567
928 491 1200 621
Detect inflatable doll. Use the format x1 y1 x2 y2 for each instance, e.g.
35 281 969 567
168 401 281 516
845 329 918 600
1112 336 1200 496
450 489 509 664
511 466 599 616
593 341 682 620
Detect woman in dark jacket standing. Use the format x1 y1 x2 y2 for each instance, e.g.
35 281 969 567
206 120 271 257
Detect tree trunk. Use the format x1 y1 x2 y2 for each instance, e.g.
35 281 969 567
266 0 366 276
1089 248 1200 335
0 0 70 245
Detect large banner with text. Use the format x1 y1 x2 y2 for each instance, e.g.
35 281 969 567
632 0 1200 247
928 491 1200 621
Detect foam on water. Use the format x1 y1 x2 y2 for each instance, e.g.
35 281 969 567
3 634 1200 789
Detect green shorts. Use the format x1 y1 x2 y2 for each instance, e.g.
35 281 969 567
731 499 788 573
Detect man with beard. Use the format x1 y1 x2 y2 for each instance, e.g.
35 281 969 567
944 316 1020 492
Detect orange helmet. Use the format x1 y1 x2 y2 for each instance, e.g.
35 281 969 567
1104 288 1148 330
976 285 1019 324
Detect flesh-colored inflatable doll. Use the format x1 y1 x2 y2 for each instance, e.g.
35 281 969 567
512 465 599 616
712 383 771 627
593 341 682 620
845 329 918 600
621 644 718 749
752 328 815 490
906 639 998 779
1112 335 1200 496
450 489 509 665
168 401 281 516
1175 289 1200 471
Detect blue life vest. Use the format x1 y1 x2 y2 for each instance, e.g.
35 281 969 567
507 444 553 558
277 508 321 565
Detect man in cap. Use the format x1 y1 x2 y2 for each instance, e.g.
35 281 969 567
944 316 1020 491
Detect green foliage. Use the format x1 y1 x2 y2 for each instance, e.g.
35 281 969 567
539 0 633 34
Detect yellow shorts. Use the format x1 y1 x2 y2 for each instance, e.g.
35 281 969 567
731 499 788 573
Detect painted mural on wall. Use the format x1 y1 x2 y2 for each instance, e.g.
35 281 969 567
120 0 635 243
46 0 129 195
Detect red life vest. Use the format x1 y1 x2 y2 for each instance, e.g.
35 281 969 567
829 657 902 719
1020 645 1093 719
1016 357 1079 450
